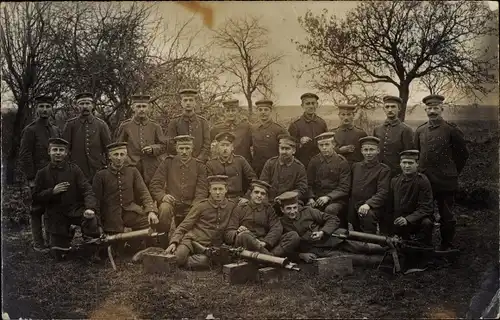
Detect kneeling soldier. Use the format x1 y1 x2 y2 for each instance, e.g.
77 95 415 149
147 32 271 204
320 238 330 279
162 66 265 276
225 180 300 257
33 138 100 251
390 150 434 245
165 175 236 269
92 142 161 236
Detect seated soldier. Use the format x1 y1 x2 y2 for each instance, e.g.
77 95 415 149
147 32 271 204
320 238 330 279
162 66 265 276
306 132 351 226
278 191 385 263
165 175 237 270
92 142 161 238
225 180 300 257
206 132 257 202
149 135 208 236
390 150 434 245
349 136 391 234
32 138 100 253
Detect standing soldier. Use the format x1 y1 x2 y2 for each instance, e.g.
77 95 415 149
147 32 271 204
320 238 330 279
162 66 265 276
206 132 256 202
288 93 328 168
115 94 166 185
332 104 368 165
251 99 287 176
63 92 112 180
166 89 210 162
415 94 469 250
373 96 414 177
149 135 208 235
210 99 252 164
18 95 60 252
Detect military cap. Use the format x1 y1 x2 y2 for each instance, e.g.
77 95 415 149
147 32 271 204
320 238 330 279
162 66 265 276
315 131 335 142
255 99 273 107
359 136 380 146
34 95 54 105
400 149 420 160
250 179 272 192
131 94 151 103
48 138 69 147
207 175 229 185
179 88 198 95
383 95 403 105
214 131 236 143
222 99 239 108
75 92 93 101
422 94 445 106
275 191 299 206
278 134 297 148
300 92 319 100
337 104 357 112
174 135 195 145
106 142 128 152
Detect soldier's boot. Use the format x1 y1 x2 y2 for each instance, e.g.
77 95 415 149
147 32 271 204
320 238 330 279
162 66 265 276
270 245 286 257
30 208 48 253
439 221 456 251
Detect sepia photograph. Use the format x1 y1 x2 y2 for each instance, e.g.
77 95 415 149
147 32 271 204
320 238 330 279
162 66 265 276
1 1 499 319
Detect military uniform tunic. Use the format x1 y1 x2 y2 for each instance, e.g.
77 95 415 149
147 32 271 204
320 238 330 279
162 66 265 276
206 154 257 198
115 117 166 185
307 153 351 201
373 118 414 176
211 120 253 163
332 125 368 165
93 166 157 232
18 118 60 181
260 156 308 200
166 114 210 161
251 120 288 175
288 114 328 167
62 115 112 180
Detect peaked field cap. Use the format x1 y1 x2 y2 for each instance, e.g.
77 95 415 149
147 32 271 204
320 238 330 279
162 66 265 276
174 135 195 144
315 131 335 141
75 92 93 101
48 138 69 146
278 134 297 147
359 136 380 146
255 99 273 107
276 191 299 206
107 142 128 152
131 94 151 102
300 92 319 100
400 149 420 160
383 95 403 104
207 175 229 184
337 104 357 111
179 88 198 95
214 131 236 143
250 179 272 192
222 99 239 107
422 94 445 106
34 95 54 104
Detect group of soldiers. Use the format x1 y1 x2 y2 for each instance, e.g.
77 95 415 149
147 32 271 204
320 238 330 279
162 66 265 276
18 89 469 269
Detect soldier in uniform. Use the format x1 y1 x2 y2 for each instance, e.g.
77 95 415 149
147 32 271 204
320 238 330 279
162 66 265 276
306 132 351 227
415 94 469 250
206 132 256 202
149 135 208 235
62 92 112 180
210 99 252 164
389 150 434 245
92 142 161 236
288 93 328 167
332 104 368 165
250 99 288 176
225 180 300 257
18 95 60 252
349 136 391 234
373 96 414 177
115 94 166 185
260 134 308 204
279 191 385 263
166 89 210 162
32 138 100 253
165 175 237 270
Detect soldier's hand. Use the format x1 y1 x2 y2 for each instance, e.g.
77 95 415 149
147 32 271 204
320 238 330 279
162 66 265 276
257 240 267 248
162 194 176 204
347 145 355 152
307 198 316 207
28 180 36 188
300 136 312 145
394 217 407 226
310 231 324 241
165 243 177 254
83 209 95 219
237 226 249 233
316 196 330 207
358 204 371 216
148 212 159 225
299 252 317 263
53 182 70 195
142 146 153 154
238 198 249 206
339 145 353 153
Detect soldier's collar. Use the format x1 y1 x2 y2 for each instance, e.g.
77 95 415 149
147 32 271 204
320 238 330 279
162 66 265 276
218 154 234 164
340 124 354 131
133 116 149 125
278 155 294 166
362 158 379 168
259 119 272 127
320 152 337 162
384 118 400 126
248 200 264 210
79 115 95 124
50 161 68 170
36 117 50 126
208 197 228 208
402 172 418 181
302 113 317 122
178 157 193 166
428 117 444 128
182 113 197 122
109 164 126 174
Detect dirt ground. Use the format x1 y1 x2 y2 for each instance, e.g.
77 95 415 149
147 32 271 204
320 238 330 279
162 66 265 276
2 138 498 319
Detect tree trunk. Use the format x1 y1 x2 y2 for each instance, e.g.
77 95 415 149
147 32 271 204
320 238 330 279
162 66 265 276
5 98 31 185
398 83 410 122
246 95 253 115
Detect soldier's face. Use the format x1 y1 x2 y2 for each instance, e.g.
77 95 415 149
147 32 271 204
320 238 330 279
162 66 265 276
301 98 318 115
176 143 193 160
36 103 53 119
425 105 443 120
209 183 227 201
361 144 379 161
339 111 354 125
77 99 94 116
383 103 399 119
218 141 234 157
257 106 272 121
318 139 335 156
48 145 68 163
132 102 149 118
282 203 299 219
224 107 237 121
250 186 267 205
180 95 196 113
109 148 127 169
400 159 418 174
279 145 295 159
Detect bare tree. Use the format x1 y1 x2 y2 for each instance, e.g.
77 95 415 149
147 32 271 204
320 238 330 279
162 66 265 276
212 16 283 114
296 1 497 121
